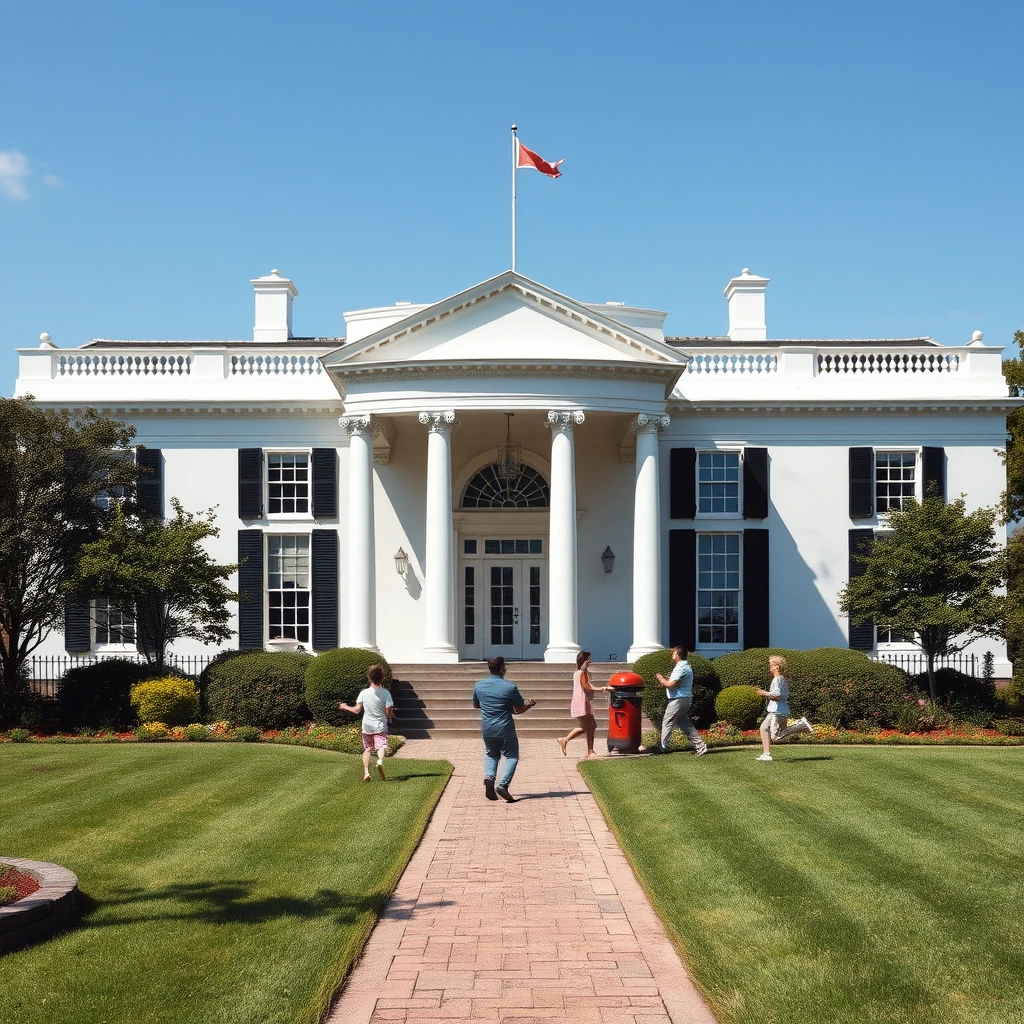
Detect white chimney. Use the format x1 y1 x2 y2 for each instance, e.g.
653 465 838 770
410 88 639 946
724 268 770 342
251 269 298 343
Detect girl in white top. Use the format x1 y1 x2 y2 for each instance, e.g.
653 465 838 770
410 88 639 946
754 655 813 761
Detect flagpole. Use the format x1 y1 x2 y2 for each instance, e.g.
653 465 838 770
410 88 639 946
511 123 517 272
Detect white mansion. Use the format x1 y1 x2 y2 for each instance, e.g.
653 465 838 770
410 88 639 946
14 268 1014 674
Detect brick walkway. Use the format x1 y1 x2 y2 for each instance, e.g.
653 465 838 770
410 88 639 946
327 738 717 1024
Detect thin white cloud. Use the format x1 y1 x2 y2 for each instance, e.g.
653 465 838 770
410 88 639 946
43 173 61 188
0 149 31 200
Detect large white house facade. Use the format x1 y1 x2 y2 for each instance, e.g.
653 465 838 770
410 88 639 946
14 268 1014 674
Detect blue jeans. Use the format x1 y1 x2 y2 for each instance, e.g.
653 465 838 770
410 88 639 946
482 728 519 788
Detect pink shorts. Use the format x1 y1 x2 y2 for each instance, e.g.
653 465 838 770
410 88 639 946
362 732 388 751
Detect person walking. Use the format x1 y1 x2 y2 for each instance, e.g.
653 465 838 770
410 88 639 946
653 645 707 755
558 651 609 759
338 664 394 782
755 654 813 761
472 655 536 803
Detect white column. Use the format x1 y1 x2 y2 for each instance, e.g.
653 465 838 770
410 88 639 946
340 415 379 653
627 414 671 662
419 411 460 663
545 410 585 663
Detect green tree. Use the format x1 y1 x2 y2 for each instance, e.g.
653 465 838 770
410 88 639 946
0 397 138 716
69 500 239 667
838 495 1004 703
1000 330 1024 668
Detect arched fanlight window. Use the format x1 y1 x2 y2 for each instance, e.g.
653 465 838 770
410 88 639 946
462 463 550 508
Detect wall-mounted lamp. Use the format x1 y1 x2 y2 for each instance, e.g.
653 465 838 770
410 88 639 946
394 547 409 576
601 546 615 574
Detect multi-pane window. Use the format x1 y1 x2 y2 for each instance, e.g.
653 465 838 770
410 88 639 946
95 451 133 511
489 566 514 646
267 454 309 514
464 567 475 645
482 539 543 555
876 452 916 513
698 453 740 514
267 535 310 643
528 566 541 645
94 598 136 645
697 534 740 645
878 625 914 645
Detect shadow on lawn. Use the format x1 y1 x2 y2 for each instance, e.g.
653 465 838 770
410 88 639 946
76 882 398 929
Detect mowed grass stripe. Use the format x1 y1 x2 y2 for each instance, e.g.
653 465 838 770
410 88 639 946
581 747 1024 1024
0 745 451 1024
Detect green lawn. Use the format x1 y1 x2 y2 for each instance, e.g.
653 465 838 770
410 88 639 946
580 747 1024 1024
0 744 451 1024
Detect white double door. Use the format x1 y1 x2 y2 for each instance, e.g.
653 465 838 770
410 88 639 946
482 558 545 660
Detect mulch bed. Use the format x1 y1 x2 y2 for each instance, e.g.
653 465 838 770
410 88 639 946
0 864 41 905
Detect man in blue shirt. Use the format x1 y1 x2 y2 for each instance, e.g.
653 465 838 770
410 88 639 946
653 645 708 755
473 656 536 802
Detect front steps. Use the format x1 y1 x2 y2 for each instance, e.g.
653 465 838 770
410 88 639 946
389 662 631 739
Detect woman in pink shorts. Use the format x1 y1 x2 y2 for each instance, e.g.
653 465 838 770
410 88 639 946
339 665 394 781
557 651 609 759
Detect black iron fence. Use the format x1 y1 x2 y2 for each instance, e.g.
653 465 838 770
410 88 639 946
25 654 217 699
872 652 979 678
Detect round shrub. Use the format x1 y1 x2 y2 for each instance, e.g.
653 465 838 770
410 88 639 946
305 649 393 725
714 685 763 729
204 651 311 729
134 722 169 741
183 723 210 741
910 668 996 712
233 725 262 743
633 649 719 728
59 658 187 730
130 677 200 726
5 728 30 743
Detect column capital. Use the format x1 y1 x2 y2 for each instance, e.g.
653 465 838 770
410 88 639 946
546 410 585 434
418 411 460 433
629 413 671 435
339 414 378 437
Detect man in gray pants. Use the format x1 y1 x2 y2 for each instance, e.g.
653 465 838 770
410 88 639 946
654 645 708 755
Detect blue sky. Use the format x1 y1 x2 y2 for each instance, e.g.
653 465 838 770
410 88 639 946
3 0 1023 394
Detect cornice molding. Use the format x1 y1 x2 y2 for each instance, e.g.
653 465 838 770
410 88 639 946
668 399 1021 415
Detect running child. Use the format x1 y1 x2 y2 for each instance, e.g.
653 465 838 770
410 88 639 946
755 654 813 761
339 664 394 781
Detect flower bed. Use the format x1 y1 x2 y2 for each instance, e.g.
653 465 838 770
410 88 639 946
0 862 40 906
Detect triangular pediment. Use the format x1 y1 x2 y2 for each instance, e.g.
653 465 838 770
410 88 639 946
323 272 687 371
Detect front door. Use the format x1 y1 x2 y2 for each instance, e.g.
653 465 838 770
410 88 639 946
482 559 545 660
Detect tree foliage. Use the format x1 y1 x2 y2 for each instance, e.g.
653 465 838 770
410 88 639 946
1001 330 1024 524
838 495 1004 702
68 499 238 666
0 397 138 707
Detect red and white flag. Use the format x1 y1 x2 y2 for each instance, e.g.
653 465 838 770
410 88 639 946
516 139 563 178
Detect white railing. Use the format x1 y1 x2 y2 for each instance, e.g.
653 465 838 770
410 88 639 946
817 351 961 375
56 353 192 377
230 353 325 376
684 352 778 375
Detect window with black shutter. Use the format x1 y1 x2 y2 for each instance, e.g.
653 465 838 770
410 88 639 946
668 529 696 647
742 529 769 648
311 449 338 519
311 529 339 650
136 447 163 517
237 529 264 649
923 447 946 501
238 449 264 519
669 448 696 520
64 598 91 653
742 448 769 519
849 448 874 519
848 528 875 650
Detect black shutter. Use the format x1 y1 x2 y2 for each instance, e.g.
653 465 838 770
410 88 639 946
670 448 696 520
238 449 263 520
136 592 160 660
311 529 339 650
849 448 875 519
848 528 875 650
742 529 770 649
923 447 946 501
136 447 163 517
742 448 769 520
64 598 91 652
311 448 338 519
668 529 696 648
237 529 264 650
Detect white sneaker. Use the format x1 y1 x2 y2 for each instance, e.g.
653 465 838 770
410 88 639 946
756 753 773 761
799 717 814 735
695 744 709 756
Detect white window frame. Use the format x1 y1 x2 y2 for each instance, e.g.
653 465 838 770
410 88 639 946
876 624 917 648
265 531 312 647
93 597 137 652
264 448 313 520
695 531 742 650
874 447 921 517
695 449 743 519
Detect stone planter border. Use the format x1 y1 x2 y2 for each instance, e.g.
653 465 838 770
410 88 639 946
0 857 79 953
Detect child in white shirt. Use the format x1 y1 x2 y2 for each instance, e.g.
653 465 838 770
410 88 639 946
339 665 394 781
755 655 813 761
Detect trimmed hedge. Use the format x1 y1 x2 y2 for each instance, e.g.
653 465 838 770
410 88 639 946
130 677 201 726
633 650 720 728
59 658 189 730
714 685 763 729
305 649 393 725
714 647 917 729
204 651 312 728
910 668 996 713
